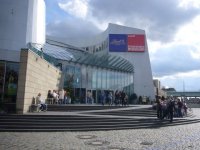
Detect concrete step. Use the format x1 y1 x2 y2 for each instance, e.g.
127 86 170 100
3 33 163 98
0 106 197 132
46 105 129 111
0 118 200 132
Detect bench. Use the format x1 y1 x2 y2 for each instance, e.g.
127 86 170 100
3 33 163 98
29 104 40 112
29 96 48 112
29 96 41 112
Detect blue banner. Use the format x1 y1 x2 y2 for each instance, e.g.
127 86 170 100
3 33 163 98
109 34 127 52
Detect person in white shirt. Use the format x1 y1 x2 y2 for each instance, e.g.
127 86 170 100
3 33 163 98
52 90 59 104
36 93 47 111
59 89 65 104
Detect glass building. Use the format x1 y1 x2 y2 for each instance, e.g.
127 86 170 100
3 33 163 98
29 39 134 104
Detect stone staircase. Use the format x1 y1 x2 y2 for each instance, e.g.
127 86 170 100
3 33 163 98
46 104 124 111
0 106 198 132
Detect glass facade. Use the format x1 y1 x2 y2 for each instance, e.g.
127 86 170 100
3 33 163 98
0 61 19 113
87 67 133 91
63 64 134 103
64 65 81 88
31 40 135 104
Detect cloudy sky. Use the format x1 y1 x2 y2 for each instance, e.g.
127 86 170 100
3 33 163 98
45 0 200 91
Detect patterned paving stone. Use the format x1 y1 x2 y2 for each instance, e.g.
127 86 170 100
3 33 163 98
0 107 200 150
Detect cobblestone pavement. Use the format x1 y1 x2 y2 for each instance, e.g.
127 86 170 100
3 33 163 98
0 108 200 150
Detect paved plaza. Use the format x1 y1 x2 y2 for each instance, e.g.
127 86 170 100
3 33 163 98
0 106 200 150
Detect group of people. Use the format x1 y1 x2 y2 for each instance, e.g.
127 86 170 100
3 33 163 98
97 90 129 106
36 89 129 111
47 89 71 105
114 90 129 106
86 90 111 105
86 90 129 106
35 89 71 112
156 96 188 122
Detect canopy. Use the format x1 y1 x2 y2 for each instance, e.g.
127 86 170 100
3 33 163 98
29 39 134 73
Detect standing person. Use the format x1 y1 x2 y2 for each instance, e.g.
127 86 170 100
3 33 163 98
63 90 67 104
87 90 93 104
121 91 126 106
162 97 175 122
114 90 119 105
52 90 59 104
47 90 53 104
119 91 122 105
183 101 188 116
139 96 142 104
177 99 183 117
167 98 175 122
124 94 128 106
108 91 113 106
156 97 162 119
68 95 71 104
100 91 105 106
59 89 65 104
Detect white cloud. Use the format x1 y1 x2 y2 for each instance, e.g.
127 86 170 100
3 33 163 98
57 0 109 31
150 14 200 76
178 0 200 9
191 50 200 59
149 14 200 52
155 70 200 91
176 15 200 60
58 0 89 19
174 15 200 45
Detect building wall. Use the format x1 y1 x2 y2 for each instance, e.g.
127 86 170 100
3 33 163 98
16 49 61 114
56 23 155 100
26 0 46 45
0 0 45 62
107 24 155 100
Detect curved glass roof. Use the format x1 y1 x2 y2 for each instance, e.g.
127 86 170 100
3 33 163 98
29 39 134 73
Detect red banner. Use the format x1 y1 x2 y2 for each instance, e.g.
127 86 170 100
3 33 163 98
127 34 145 52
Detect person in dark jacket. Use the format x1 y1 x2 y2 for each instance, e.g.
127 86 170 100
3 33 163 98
156 97 162 119
162 97 175 122
177 99 183 117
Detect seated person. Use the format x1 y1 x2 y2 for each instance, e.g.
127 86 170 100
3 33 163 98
36 93 47 111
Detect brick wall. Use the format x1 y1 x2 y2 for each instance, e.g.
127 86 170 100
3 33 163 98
16 49 61 114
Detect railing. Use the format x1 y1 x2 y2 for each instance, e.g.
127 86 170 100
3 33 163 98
27 43 60 69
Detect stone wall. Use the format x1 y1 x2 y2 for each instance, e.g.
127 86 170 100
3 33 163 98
16 49 61 114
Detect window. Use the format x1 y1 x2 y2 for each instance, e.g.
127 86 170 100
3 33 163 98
92 69 97 89
4 62 19 103
64 65 81 88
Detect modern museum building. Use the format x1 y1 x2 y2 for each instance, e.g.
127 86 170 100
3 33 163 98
0 0 154 113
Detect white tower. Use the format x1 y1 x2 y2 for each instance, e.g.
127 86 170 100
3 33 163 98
0 0 46 62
